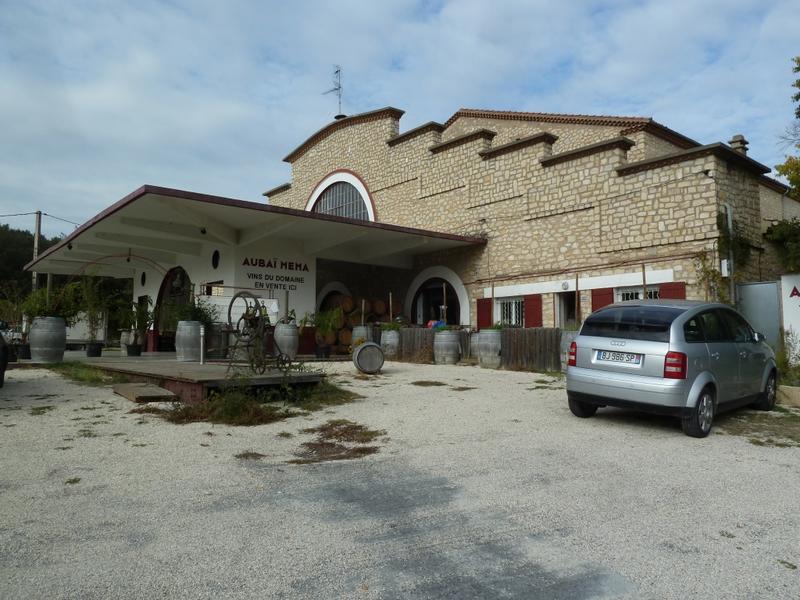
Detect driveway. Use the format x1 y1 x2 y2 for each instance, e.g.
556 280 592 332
0 363 798 599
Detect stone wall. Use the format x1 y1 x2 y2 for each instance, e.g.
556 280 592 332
269 110 774 326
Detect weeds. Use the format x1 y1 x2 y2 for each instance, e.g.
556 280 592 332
30 405 55 416
778 559 797 570
64 477 81 485
235 451 266 460
290 419 385 464
451 386 476 392
46 362 128 385
717 408 800 447
277 431 293 438
410 380 447 387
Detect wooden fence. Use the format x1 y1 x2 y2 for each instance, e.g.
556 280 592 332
392 327 561 372
501 327 562 372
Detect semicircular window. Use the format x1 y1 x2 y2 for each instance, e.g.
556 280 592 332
312 182 369 220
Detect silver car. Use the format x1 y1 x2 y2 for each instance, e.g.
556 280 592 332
566 300 777 437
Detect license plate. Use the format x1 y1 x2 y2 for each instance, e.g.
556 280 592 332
597 350 641 364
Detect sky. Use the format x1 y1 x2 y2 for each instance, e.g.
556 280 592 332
0 0 798 237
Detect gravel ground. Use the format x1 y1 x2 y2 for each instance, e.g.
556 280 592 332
0 363 798 599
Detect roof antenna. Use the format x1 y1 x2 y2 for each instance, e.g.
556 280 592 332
324 65 345 119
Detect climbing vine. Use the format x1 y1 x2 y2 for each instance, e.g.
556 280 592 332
693 251 730 304
764 218 800 273
716 212 752 267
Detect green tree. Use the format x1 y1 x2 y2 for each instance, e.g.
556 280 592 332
776 56 800 199
0 224 61 294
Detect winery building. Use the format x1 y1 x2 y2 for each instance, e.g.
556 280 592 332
26 106 799 350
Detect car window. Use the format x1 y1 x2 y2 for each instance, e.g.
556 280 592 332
581 306 684 342
683 316 705 343
720 310 753 343
698 310 731 342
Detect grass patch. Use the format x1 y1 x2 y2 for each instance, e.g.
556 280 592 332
64 477 81 485
54 446 72 450
301 419 386 444
128 405 170 415
410 380 447 387
76 428 98 438
277 431 294 438
30 405 55 416
235 451 266 460
152 381 360 427
290 419 385 465
46 362 128 385
778 559 797 570
451 386 476 392
717 407 800 447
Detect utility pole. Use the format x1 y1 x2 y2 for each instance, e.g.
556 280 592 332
32 210 41 292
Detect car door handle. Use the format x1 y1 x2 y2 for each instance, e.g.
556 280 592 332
710 352 720 359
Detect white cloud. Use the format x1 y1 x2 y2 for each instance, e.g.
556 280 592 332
0 0 797 237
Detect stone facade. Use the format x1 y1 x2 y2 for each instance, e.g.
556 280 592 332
267 107 796 328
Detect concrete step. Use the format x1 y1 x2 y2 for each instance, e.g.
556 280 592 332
113 383 176 403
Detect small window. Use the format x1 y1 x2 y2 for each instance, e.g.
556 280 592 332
615 286 660 302
203 280 225 296
581 305 683 342
698 310 731 342
683 317 705 343
498 298 524 327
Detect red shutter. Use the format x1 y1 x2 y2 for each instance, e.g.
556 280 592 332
659 282 686 299
477 298 493 330
523 294 543 328
591 288 615 312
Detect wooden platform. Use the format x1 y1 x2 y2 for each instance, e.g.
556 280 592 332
85 357 324 403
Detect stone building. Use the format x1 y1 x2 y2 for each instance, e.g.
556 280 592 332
264 106 798 329
26 106 799 349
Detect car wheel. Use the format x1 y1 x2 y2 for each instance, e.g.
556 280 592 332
568 397 598 418
682 388 715 438
752 371 777 411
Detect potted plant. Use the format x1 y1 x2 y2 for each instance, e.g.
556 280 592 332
433 324 462 365
21 283 82 363
126 298 153 357
479 322 504 369
379 320 402 359
173 297 219 362
301 308 342 358
274 309 299 359
81 276 106 357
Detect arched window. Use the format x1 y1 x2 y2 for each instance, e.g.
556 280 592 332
312 181 369 220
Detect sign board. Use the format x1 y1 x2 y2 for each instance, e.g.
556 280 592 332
234 250 316 319
781 274 800 365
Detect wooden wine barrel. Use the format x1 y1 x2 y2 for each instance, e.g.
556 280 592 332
373 299 386 316
340 295 355 313
391 301 403 317
353 342 384 374
322 293 342 310
337 328 352 345
321 330 337 346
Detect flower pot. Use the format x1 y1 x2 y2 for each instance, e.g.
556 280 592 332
433 330 461 365
126 343 142 357
479 329 502 369
380 330 400 359
29 317 66 363
274 323 299 359
86 342 103 358
175 320 202 362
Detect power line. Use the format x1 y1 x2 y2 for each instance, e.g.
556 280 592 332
0 211 37 218
42 212 81 227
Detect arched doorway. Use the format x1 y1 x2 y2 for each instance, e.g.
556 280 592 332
405 265 470 326
412 278 461 326
154 266 192 351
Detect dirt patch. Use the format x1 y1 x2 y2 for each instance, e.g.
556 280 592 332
235 451 266 460
717 406 800 447
290 419 385 465
410 380 447 387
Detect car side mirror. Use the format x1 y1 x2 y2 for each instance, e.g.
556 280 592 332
752 332 763 344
